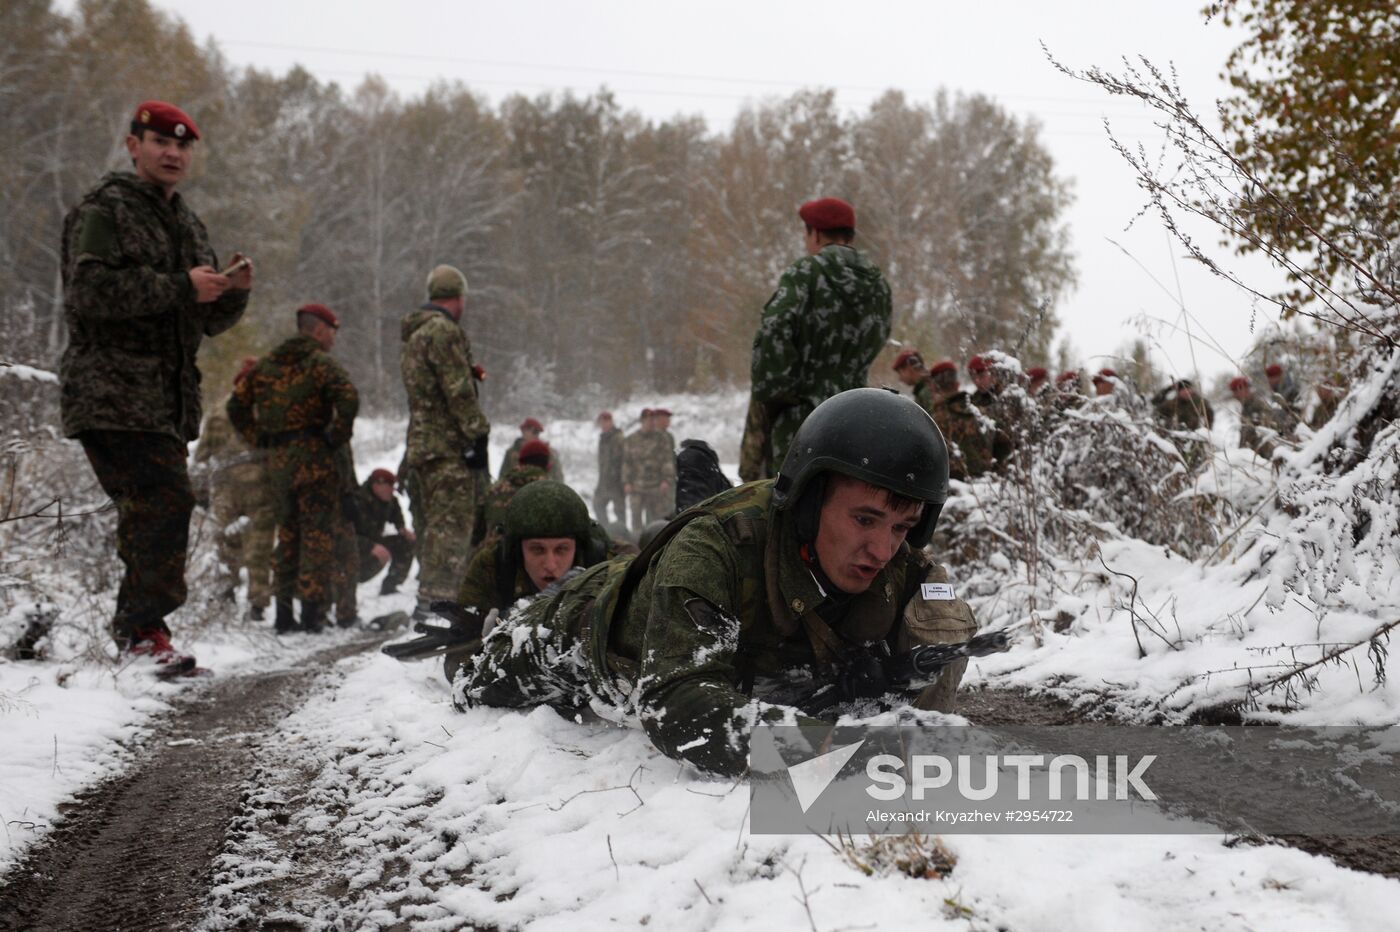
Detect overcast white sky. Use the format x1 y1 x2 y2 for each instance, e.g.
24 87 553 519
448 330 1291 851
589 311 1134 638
148 0 1287 381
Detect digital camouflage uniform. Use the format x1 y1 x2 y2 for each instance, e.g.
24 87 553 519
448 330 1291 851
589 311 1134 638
932 392 1007 480
473 464 549 548
332 444 360 623
352 477 414 591
401 304 491 603
227 335 358 605
193 398 274 610
1154 394 1215 432
624 428 676 532
747 245 892 465
460 480 978 776
594 426 626 526
60 171 248 642
738 396 773 483
500 436 565 483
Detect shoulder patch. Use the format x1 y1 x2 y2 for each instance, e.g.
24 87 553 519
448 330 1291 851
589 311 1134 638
74 206 120 263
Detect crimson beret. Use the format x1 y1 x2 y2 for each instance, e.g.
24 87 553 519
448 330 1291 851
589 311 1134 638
640 408 653 418
596 411 613 423
1056 371 1079 384
1229 376 1251 391
369 468 397 485
652 407 672 417
1265 364 1283 378
132 100 200 140
798 197 856 232
234 356 258 384
518 439 551 464
892 349 923 370
967 355 989 374
1026 367 1048 380
297 303 339 328
520 417 544 432
930 359 957 376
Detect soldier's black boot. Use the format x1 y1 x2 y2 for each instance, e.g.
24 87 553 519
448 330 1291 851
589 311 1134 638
301 602 326 634
274 600 297 634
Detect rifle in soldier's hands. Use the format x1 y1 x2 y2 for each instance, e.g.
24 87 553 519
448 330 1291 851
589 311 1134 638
381 600 485 660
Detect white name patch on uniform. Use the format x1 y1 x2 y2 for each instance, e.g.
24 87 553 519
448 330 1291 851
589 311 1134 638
921 582 956 601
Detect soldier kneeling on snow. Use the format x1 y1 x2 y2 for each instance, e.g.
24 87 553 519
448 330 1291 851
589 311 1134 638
454 389 981 776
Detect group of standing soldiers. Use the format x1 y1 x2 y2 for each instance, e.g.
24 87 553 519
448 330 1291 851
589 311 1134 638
592 407 678 535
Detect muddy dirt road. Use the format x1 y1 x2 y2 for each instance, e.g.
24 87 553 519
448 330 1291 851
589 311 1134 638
0 638 379 932
1 675 1396 931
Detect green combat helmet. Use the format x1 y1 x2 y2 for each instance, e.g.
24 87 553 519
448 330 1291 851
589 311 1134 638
773 387 950 547
426 264 468 301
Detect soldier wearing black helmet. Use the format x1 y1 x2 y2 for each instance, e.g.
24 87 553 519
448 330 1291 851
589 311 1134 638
442 481 631 683
457 388 980 775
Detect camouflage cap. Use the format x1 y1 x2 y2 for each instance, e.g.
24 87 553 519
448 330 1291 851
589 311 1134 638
426 264 468 301
504 480 590 543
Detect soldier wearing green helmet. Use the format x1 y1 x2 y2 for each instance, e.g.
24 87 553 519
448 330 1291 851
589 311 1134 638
441 481 633 683
457 388 982 776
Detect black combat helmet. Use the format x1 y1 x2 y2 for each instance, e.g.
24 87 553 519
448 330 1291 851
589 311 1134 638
773 387 949 547
504 480 592 548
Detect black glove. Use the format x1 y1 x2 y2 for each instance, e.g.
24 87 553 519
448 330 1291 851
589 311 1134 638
463 433 490 471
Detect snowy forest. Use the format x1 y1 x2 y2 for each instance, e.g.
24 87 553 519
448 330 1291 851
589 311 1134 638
4 0 1400 929
0 0 1073 411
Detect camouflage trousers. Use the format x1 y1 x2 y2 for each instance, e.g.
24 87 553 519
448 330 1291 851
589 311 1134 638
628 488 672 534
334 510 358 622
209 462 274 609
80 429 196 643
357 534 414 587
593 481 625 528
416 457 486 602
270 458 341 605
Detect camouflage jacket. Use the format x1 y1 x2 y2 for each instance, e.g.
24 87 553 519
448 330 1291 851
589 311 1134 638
529 480 977 775
750 245 892 464
1154 395 1215 432
457 521 627 623
193 395 263 474
499 436 565 483
474 465 549 546
401 305 489 468
352 478 407 542
623 429 677 488
227 335 358 486
59 172 248 441
932 392 1007 480
597 427 625 489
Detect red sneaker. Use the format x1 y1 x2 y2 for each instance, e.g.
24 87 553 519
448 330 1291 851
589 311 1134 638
129 629 197 677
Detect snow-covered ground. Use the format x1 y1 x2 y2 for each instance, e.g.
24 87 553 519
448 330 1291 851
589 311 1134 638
6 387 1400 929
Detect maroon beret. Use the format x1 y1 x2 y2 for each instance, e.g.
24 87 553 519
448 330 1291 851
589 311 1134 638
518 439 551 465
930 359 957 376
132 100 200 140
596 411 613 423
1026 367 1048 380
520 417 544 432
1097 367 1118 379
652 407 673 417
1265 364 1283 378
798 197 856 231
297 303 339 329
640 408 653 419
234 356 258 384
1056 371 1079 385
892 349 923 370
1229 376 1251 392
369 468 397 486
967 355 989 374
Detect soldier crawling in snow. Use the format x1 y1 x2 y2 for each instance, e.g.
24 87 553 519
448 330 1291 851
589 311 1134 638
455 389 980 776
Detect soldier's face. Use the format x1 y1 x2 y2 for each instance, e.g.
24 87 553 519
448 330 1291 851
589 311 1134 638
371 480 395 502
598 417 613 431
1094 381 1113 396
126 130 193 191
814 476 923 594
654 414 671 430
972 370 994 391
893 364 920 387
521 537 577 591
